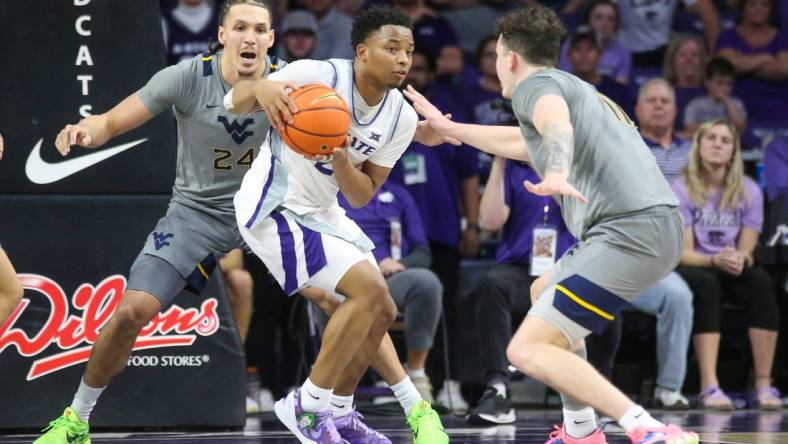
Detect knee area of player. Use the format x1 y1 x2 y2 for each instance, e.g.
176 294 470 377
505 340 546 374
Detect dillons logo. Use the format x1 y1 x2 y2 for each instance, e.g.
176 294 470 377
0 274 220 381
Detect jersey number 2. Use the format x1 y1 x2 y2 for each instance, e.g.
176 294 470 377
598 93 634 127
213 148 255 171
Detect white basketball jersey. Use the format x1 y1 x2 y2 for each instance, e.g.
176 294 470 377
234 59 418 238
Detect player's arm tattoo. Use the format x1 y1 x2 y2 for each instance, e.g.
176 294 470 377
541 122 574 174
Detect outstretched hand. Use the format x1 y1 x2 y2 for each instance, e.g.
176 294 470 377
524 171 588 203
404 85 460 146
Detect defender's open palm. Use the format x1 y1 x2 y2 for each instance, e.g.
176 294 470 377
524 171 588 203
404 85 460 146
55 124 93 156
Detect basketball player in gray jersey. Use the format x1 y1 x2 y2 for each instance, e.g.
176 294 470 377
34 2 297 443
405 5 699 444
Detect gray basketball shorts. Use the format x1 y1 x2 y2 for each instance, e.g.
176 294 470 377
529 205 684 345
126 202 244 306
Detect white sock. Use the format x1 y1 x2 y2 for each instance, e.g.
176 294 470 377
490 381 507 398
330 393 354 419
406 367 426 379
71 378 105 422
300 378 332 412
563 407 597 438
391 376 423 415
618 405 664 432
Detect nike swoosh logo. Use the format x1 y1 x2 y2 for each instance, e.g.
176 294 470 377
306 390 320 400
207 104 221 108
574 420 590 424
330 402 346 409
25 138 148 184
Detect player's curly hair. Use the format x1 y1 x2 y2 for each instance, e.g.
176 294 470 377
351 6 413 50
494 5 566 67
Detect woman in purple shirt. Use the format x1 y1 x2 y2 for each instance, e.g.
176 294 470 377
716 0 788 124
673 119 781 410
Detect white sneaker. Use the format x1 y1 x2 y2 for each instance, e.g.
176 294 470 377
259 388 276 412
247 395 261 413
436 379 468 413
654 386 690 409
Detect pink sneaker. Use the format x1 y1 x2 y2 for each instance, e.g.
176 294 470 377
544 424 608 443
626 424 699 444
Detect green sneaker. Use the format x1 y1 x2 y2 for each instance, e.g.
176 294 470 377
407 400 449 444
34 407 91 444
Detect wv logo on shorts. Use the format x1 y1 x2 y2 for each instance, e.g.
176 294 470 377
218 116 254 144
153 232 175 250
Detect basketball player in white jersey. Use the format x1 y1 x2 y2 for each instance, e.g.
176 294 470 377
226 6 448 444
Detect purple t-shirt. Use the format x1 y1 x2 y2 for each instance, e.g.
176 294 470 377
672 176 764 255
389 92 479 248
716 28 788 123
764 136 788 201
558 38 633 81
496 161 576 264
339 182 428 263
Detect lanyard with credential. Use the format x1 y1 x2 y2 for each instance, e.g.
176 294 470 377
530 198 559 277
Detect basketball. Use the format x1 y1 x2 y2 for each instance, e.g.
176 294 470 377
279 84 351 156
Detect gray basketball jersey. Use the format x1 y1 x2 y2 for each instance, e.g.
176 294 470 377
511 69 678 239
138 51 283 215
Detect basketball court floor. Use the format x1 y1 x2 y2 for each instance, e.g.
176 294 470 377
2 409 786 443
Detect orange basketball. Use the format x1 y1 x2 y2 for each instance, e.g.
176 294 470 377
279 84 351 156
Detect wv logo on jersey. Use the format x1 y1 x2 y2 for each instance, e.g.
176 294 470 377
153 232 175 250
218 116 254 144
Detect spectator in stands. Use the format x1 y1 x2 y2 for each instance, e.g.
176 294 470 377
673 119 782 410
465 157 575 425
559 0 632 84
276 10 319 62
459 35 509 180
460 36 510 126
392 0 463 78
716 0 788 125
764 136 788 203
664 34 709 137
684 57 748 134
566 32 633 116
616 0 719 67
160 0 219 65
391 47 479 411
430 0 503 63
635 78 693 182
306 182 443 403
301 0 355 59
